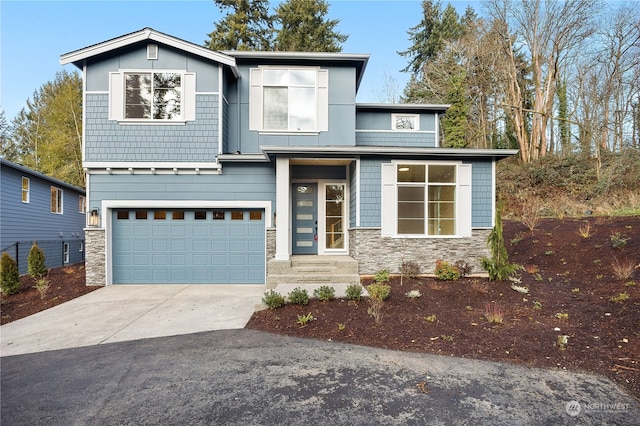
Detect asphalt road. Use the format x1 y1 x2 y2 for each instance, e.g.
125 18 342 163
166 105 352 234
2 329 638 425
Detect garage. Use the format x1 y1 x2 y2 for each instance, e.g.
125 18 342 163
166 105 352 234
111 209 265 284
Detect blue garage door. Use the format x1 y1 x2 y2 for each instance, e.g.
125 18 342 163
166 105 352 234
112 209 265 284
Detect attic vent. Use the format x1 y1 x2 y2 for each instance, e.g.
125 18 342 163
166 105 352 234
147 44 158 60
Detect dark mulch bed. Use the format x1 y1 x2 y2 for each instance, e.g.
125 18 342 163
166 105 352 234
1 264 98 325
247 217 640 400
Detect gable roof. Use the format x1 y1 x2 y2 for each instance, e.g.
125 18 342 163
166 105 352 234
60 28 240 78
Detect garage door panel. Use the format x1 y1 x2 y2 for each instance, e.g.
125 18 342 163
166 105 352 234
112 208 265 284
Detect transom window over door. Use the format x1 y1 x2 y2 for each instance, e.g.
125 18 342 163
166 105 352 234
125 72 181 119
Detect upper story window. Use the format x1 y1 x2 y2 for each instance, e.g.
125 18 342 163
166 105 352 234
250 67 328 133
51 186 63 214
109 70 195 123
79 195 86 214
393 114 420 131
21 177 30 203
125 72 181 120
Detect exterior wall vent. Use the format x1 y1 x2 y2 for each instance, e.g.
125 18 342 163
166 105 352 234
147 44 158 60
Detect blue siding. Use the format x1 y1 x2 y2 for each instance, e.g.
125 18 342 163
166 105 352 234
356 111 437 132
85 44 220 92
84 93 218 163
89 163 276 207
356 131 437 147
466 160 494 227
358 158 385 227
1 161 86 273
227 64 357 154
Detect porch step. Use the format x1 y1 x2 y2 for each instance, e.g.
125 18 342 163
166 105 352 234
267 256 360 287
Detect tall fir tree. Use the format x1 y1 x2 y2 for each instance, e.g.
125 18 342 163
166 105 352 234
399 0 444 75
274 0 347 52
206 0 274 51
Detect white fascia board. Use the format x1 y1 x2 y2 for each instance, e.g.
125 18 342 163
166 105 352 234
61 28 239 78
261 146 519 159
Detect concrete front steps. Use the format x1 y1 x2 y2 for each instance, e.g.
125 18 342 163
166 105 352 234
267 255 360 289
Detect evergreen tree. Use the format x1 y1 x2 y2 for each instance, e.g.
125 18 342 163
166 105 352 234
274 0 347 52
0 252 20 296
9 70 84 187
27 242 47 280
399 0 444 75
205 0 274 51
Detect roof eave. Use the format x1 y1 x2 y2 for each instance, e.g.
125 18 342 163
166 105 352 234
260 146 519 159
60 28 240 78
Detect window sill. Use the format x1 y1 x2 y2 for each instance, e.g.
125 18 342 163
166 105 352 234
117 120 187 126
258 130 320 136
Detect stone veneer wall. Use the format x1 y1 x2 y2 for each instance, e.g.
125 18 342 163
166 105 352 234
85 228 106 286
266 228 276 262
349 227 491 275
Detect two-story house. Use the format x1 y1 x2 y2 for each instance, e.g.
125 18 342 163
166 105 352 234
1 159 86 274
60 28 516 286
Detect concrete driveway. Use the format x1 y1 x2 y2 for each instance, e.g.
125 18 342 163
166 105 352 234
0 284 265 356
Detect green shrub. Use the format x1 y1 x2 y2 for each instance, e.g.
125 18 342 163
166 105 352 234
1 252 21 296
400 261 421 279
434 260 461 281
480 205 522 280
27 242 47 279
288 287 309 305
345 282 364 301
313 285 335 302
366 282 391 324
374 269 390 283
610 232 629 249
262 290 286 309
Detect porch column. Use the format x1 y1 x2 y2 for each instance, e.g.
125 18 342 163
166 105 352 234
275 157 290 261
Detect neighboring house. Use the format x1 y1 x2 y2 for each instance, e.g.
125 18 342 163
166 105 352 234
0 159 86 274
60 28 517 286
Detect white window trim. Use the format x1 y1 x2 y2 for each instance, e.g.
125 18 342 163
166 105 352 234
109 69 196 124
63 243 70 264
51 186 63 214
21 177 30 203
250 66 328 134
381 161 472 238
392 113 420 131
79 195 86 214
317 180 349 255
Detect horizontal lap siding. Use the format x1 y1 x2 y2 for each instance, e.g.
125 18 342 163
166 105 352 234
84 93 218 163
89 163 276 205
1 164 85 250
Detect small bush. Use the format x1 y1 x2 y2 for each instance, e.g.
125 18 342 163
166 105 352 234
35 276 50 300
296 312 315 325
434 260 460 281
454 260 473 277
1 252 21 296
313 285 335 302
610 232 629 249
27 242 47 279
374 269 390 283
345 282 363 301
400 261 420 279
405 289 422 299
610 292 630 303
366 282 391 324
577 222 592 239
288 287 309 305
262 290 286 309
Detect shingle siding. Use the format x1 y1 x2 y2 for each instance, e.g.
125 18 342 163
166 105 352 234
84 93 219 163
356 131 437 147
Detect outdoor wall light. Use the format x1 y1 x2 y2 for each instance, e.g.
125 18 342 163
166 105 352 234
89 208 100 227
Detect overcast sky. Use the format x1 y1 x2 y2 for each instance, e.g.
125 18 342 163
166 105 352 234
1 0 476 121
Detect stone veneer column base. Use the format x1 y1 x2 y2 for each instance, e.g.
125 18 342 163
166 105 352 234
85 228 106 286
348 227 491 275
